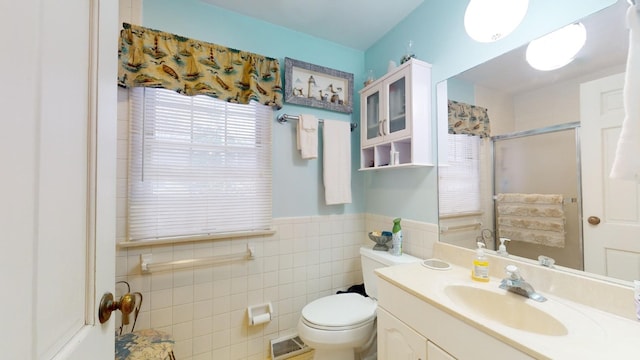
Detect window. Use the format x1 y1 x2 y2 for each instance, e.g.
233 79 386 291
128 87 272 242
438 134 481 215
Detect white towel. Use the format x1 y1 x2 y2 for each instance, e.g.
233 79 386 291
323 120 352 205
297 114 318 159
611 3 640 181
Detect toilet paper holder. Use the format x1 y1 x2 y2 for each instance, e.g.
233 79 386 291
247 302 273 326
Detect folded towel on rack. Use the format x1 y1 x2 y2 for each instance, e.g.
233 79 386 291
495 193 566 248
297 114 318 159
496 193 564 204
323 119 352 205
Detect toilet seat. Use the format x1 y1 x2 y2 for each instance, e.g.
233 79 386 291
301 293 377 331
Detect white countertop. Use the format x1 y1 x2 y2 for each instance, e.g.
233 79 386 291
376 261 640 359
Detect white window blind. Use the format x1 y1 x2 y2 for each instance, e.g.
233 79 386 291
128 87 272 242
439 134 481 215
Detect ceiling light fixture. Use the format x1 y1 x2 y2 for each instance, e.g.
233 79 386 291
464 0 529 42
526 22 587 71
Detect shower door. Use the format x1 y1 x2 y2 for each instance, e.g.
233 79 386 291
493 124 582 270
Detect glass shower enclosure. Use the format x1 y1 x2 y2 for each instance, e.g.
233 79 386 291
492 122 583 270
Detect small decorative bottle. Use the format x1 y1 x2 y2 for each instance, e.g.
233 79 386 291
391 218 403 256
364 69 375 86
401 40 416 64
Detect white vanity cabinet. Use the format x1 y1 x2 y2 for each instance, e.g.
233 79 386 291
428 342 457 360
376 278 534 360
359 59 432 170
377 308 428 360
379 307 457 360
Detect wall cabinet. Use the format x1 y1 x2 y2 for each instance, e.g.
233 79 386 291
359 59 432 170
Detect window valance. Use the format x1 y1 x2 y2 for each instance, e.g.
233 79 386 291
448 100 491 138
118 23 283 109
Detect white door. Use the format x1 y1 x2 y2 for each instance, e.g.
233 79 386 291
581 73 640 282
2 0 118 358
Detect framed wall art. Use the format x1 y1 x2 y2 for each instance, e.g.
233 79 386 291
284 57 354 114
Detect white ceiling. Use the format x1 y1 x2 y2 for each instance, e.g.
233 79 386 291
455 0 629 95
200 0 425 50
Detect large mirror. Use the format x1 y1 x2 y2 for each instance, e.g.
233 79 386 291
437 0 639 284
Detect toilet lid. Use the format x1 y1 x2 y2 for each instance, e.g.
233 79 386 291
302 293 377 328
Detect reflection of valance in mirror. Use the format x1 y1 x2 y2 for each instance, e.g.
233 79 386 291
117 23 283 109
447 100 491 137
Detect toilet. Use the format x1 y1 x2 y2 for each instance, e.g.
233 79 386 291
297 246 422 360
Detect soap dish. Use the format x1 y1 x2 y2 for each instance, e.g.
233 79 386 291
422 258 452 270
368 232 393 251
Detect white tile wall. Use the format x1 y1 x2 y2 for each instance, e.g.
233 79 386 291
364 213 439 260
114 212 437 360
116 215 369 359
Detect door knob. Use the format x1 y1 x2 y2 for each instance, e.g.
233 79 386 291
98 292 136 324
587 216 601 225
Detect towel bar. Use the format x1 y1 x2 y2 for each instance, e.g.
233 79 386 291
140 245 255 273
277 113 358 132
440 222 482 234
492 195 577 204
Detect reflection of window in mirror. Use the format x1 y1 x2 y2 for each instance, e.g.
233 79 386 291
439 115 494 250
439 134 481 215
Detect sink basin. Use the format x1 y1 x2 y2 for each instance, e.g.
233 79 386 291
444 285 568 336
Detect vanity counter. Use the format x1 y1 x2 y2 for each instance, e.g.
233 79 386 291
375 260 640 359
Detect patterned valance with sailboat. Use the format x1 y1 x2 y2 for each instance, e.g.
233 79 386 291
448 100 491 138
118 23 283 109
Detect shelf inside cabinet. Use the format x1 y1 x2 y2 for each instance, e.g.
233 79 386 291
359 138 433 170
359 163 433 171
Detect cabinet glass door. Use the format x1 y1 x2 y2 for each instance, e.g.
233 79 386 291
387 76 406 134
366 90 381 141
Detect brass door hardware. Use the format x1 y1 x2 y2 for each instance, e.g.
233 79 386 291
99 292 136 324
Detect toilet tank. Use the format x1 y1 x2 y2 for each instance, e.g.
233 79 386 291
360 247 421 299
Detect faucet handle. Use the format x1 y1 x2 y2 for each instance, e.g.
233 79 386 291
538 255 555 268
505 264 522 280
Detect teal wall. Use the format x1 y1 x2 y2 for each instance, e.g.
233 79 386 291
142 0 366 218
364 0 617 223
447 78 475 104
142 0 617 222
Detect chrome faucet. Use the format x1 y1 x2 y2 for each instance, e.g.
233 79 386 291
499 265 547 302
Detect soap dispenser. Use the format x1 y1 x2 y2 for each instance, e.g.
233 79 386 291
471 242 490 282
497 237 510 257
